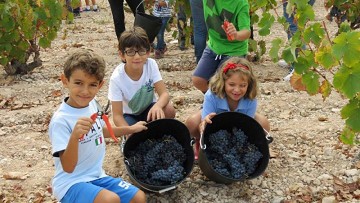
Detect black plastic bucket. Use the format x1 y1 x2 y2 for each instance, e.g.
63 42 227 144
123 119 194 193
198 112 272 184
134 10 162 43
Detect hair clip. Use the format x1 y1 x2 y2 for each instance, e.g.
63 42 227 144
223 62 249 74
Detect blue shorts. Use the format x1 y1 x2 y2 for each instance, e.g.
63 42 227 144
61 176 139 203
193 47 245 81
124 102 155 125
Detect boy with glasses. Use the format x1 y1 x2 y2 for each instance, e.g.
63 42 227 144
108 27 176 142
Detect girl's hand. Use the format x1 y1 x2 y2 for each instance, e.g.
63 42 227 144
131 121 148 133
199 112 216 134
72 117 95 139
147 104 165 122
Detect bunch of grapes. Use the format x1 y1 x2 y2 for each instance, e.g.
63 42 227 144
127 135 187 186
206 128 263 180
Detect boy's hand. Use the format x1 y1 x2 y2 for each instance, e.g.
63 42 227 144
131 121 148 133
147 104 165 122
72 117 95 139
222 21 236 41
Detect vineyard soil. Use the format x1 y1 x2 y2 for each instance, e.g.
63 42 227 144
0 1 359 202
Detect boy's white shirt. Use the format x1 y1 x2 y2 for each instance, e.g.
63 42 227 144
108 58 162 115
49 99 107 201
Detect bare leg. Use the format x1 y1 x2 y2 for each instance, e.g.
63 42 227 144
254 113 270 133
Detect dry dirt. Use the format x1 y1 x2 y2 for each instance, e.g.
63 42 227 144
0 1 359 203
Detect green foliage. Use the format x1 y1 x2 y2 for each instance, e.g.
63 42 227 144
249 0 360 145
0 0 64 74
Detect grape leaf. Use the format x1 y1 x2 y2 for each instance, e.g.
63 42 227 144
341 98 360 132
314 45 338 69
258 12 275 36
302 71 320 95
319 80 332 101
332 32 360 67
303 23 325 46
333 64 360 98
339 126 357 145
269 38 282 61
290 73 306 91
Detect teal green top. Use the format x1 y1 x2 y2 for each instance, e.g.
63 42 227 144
203 0 250 56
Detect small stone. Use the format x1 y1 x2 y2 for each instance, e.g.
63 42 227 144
344 169 358 176
322 196 336 203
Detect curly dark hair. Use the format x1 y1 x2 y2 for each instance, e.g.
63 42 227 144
63 50 106 82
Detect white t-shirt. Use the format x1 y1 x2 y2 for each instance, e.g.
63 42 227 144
48 98 107 201
108 58 162 115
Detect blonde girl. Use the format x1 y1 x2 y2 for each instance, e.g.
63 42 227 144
185 57 270 160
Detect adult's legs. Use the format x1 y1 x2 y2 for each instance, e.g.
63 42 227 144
108 0 145 39
189 0 207 63
108 0 125 39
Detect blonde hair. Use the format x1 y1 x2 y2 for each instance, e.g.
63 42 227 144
209 57 258 99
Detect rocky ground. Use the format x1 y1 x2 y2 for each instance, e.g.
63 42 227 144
0 1 359 203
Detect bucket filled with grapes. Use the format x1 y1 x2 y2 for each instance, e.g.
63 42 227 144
123 118 195 193
198 112 273 184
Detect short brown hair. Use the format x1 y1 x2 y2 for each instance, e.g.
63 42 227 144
118 27 151 54
63 50 106 82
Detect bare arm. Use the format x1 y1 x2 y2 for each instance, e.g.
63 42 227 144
222 22 251 41
111 101 129 127
103 121 147 138
59 117 94 173
147 80 170 121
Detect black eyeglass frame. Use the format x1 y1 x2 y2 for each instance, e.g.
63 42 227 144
124 49 149 56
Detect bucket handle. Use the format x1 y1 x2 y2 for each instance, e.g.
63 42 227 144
199 132 206 150
136 0 145 14
263 128 273 144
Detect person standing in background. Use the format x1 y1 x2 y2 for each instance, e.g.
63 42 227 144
108 0 145 39
191 0 251 93
189 0 207 63
152 0 172 59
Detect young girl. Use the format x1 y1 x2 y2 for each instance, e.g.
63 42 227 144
108 26 176 133
185 57 270 160
192 0 251 93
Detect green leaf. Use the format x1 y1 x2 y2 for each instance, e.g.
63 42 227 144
333 64 360 98
303 23 324 46
258 12 274 36
248 39 257 53
332 31 360 67
39 37 51 48
319 80 332 101
258 40 266 56
0 57 9 65
269 38 282 61
314 45 338 69
341 97 360 137
295 4 315 29
302 71 320 95
339 126 356 145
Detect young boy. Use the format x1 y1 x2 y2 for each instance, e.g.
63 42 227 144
108 27 175 130
48 50 147 203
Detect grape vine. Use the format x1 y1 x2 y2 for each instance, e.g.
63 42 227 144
250 0 360 145
0 0 65 74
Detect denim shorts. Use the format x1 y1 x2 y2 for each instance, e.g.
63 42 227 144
61 176 139 203
124 102 155 125
193 47 245 81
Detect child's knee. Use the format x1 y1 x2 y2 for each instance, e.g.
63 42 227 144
131 190 146 203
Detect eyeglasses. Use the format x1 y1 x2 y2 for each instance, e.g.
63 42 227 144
124 49 148 56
